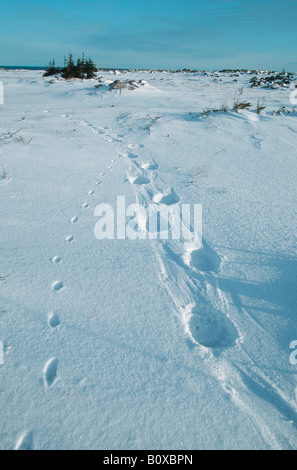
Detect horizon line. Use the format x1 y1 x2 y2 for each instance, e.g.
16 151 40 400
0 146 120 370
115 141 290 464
0 65 294 73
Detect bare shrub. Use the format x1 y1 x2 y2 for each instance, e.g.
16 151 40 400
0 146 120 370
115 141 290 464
256 100 266 114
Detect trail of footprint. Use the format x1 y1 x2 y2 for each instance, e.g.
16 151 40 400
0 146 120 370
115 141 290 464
183 241 221 273
250 134 263 150
152 188 180 205
64 115 122 144
157 241 238 349
91 126 105 135
124 139 233 349
88 189 94 195
113 133 235 350
15 431 33 450
82 203 89 208
147 175 237 351
127 152 138 159
50 256 61 264
181 241 236 348
71 216 78 223
48 313 61 329
128 174 150 185
128 143 143 149
141 161 159 170
188 302 238 348
43 358 59 387
65 235 74 243
52 281 63 292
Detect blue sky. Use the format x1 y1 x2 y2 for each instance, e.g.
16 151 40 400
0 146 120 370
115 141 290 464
1 0 297 70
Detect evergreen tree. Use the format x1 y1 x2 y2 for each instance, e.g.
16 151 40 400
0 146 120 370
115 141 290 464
61 53 76 79
85 57 97 79
44 53 97 80
43 58 59 77
76 53 86 79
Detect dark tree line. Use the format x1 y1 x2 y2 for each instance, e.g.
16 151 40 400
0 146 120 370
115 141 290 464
44 53 97 79
43 59 60 77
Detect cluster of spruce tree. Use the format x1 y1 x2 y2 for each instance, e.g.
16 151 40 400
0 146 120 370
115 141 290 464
44 53 97 79
43 59 60 77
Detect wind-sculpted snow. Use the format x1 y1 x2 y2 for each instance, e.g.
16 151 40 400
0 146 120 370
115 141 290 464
1 68 297 449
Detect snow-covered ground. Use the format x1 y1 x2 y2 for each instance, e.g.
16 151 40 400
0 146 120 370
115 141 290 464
0 69 297 450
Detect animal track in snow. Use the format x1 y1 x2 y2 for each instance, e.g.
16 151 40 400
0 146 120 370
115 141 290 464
82 203 89 208
127 152 138 159
183 243 221 273
43 358 59 387
141 161 159 170
129 174 150 185
71 216 78 223
15 431 34 450
88 189 94 195
250 134 263 150
100 172 105 177
50 256 61 264
158 237 237 348
52 281 63 292
188 304 237 349
153 188 180 205
128 143 143 149
91 127 104 135
48 313 61 329
65 235 74 243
